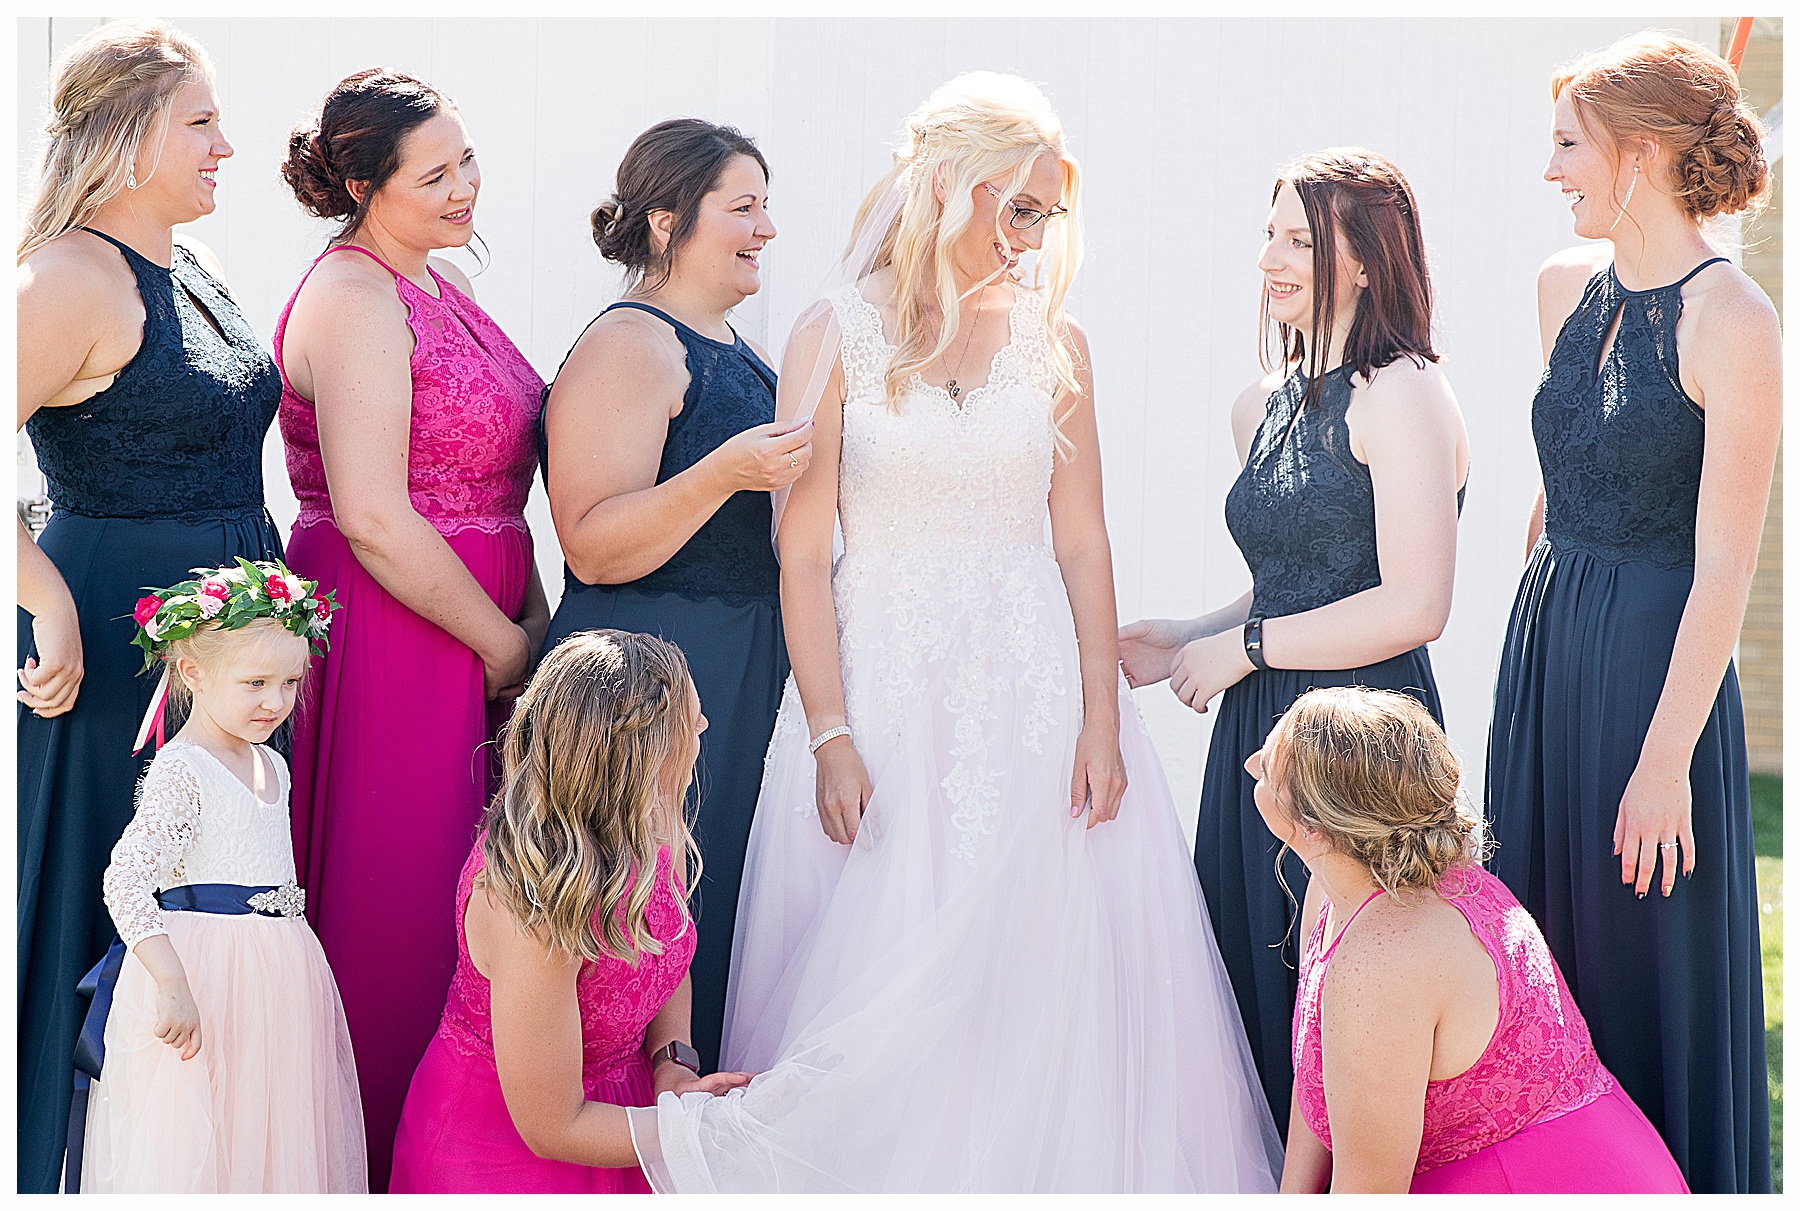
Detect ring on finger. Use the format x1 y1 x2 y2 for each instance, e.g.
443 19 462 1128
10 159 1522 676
1658 842 1679 851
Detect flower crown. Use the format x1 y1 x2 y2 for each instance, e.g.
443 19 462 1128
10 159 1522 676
129 557 339 671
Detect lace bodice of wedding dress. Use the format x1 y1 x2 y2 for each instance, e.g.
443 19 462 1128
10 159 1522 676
102 739 298 947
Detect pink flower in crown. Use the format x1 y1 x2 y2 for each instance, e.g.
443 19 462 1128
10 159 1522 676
133 595 164 627
196 593 225 619
199 578 230 602
143 616 163 641
265 574 293 609
283 574 310 605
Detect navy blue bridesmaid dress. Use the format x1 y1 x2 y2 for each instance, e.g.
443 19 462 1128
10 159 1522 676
540 301 786 1073
17 229 282 1192
1486 257 1769 1193
1194 364 1459 1136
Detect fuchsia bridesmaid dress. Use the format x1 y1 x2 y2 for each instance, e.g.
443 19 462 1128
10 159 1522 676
388 838 696 1192
274 245 542 1190
1293 863 1690 1193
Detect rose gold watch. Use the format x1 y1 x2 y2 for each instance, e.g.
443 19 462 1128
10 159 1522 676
651 1040 701 1076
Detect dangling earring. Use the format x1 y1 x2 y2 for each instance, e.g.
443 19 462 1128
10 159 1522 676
126 169 138 190
1607 163 1640 233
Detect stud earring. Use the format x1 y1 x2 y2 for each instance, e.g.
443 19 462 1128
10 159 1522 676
1607 163 1640 233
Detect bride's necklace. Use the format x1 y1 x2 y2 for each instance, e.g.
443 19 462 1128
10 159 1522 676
941 298 984 401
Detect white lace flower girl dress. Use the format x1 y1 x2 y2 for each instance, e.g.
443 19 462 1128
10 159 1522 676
79 739 365 1192
628 282 1283 1192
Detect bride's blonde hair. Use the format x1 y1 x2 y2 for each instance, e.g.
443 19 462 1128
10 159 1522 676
19 19 211 263
849 71 1084 414
480 630 702 964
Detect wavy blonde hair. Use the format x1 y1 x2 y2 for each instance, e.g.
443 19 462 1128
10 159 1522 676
480 630 702 965
1269 687 1484 898
849 71 1084 419
19 19 211 263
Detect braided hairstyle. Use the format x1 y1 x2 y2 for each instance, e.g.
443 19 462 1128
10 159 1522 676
479 630 702 964
19 19 211 263
1554 30 1769 220
1267 686 1483 898
281 68 451 241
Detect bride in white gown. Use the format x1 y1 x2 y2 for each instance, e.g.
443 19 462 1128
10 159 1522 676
627 71 1282 1193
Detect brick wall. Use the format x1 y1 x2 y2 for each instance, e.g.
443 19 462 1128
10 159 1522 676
1734 20 1782 774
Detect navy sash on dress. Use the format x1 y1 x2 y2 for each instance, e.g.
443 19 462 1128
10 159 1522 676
63 882 300 1193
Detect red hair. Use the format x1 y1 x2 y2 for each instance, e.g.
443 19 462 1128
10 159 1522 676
1553 30 1768 220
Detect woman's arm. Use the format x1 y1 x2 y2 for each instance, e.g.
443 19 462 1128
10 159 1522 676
285 257 529 700
1118 376 1272 688
774 312 873 846
543 310 811 585
1280 876 1335 1193
15 240 138 716
1315 916 1433 1193
467 886 639 1168
1169 362 1466 713
639 974 753 1097
1046 317 1126 827
1616 274 1782 898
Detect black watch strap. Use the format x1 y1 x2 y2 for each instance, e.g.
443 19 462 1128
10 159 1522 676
1243 615 1269 672
652 1039 701 1075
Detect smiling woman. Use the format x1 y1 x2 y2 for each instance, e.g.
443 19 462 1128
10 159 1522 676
537 118 803 1077
15 19 288 1191
272 67 550 1191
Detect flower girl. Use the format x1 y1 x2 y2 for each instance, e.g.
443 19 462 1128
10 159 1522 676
71 559 366 1193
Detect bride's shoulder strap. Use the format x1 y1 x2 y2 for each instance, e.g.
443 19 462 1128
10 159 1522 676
1010 280 1056 394
827 284 889 403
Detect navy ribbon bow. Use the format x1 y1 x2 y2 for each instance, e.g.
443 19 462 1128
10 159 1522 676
63 883 293 1194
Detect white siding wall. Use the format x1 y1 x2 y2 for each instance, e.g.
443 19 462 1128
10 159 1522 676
18 17 1719 839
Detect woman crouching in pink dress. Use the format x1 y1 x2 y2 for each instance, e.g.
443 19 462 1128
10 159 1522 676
1251 686 1688 1194
390 630 752 1192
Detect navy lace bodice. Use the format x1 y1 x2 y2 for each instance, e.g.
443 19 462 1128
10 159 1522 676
26 228 279 520
546 301 780 604
1534 259 1724 570
1225 365 1463 619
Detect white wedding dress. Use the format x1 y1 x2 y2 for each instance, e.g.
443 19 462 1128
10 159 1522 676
628 282 1283 1193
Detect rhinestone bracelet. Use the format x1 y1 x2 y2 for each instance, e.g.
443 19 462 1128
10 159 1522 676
808 725 852 754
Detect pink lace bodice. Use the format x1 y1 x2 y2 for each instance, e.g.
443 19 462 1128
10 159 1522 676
275 246 542 536
437 838 697 1093
1293 863 1613 1173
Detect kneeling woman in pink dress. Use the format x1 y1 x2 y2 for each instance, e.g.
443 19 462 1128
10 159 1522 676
1253 686 1687 1194
390 630 750 1193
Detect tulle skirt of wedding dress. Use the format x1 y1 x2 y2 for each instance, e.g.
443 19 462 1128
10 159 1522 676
80 912 366 1193
629 546 1284 1193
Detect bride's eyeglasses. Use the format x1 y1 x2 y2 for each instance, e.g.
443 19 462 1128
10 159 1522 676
980 182 1068 230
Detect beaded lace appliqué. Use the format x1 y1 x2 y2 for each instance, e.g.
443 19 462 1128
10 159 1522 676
826 284 1071 864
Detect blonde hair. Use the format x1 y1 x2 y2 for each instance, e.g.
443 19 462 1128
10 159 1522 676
480 630 702 965
849 71 1084 421
1270 687 1481 896
161 617 310 729
1553 30 1769 221
19 19 211 263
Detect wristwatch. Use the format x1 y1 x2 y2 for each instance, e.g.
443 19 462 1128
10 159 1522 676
1242 615 1269 672
651 1039 701 1076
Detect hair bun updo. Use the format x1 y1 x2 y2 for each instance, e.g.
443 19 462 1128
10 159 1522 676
589 193 626 251
1684 99 1769 220
281 125 356 221
1554 30 1770 221
279 67 451 239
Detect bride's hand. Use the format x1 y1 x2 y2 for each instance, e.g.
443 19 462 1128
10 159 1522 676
1117 618 1188 689
1071 723 1127 829
814 737 874 845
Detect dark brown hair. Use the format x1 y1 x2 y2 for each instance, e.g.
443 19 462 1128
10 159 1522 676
281 68 451 240
592 118 768 291
1262 147 1438 409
